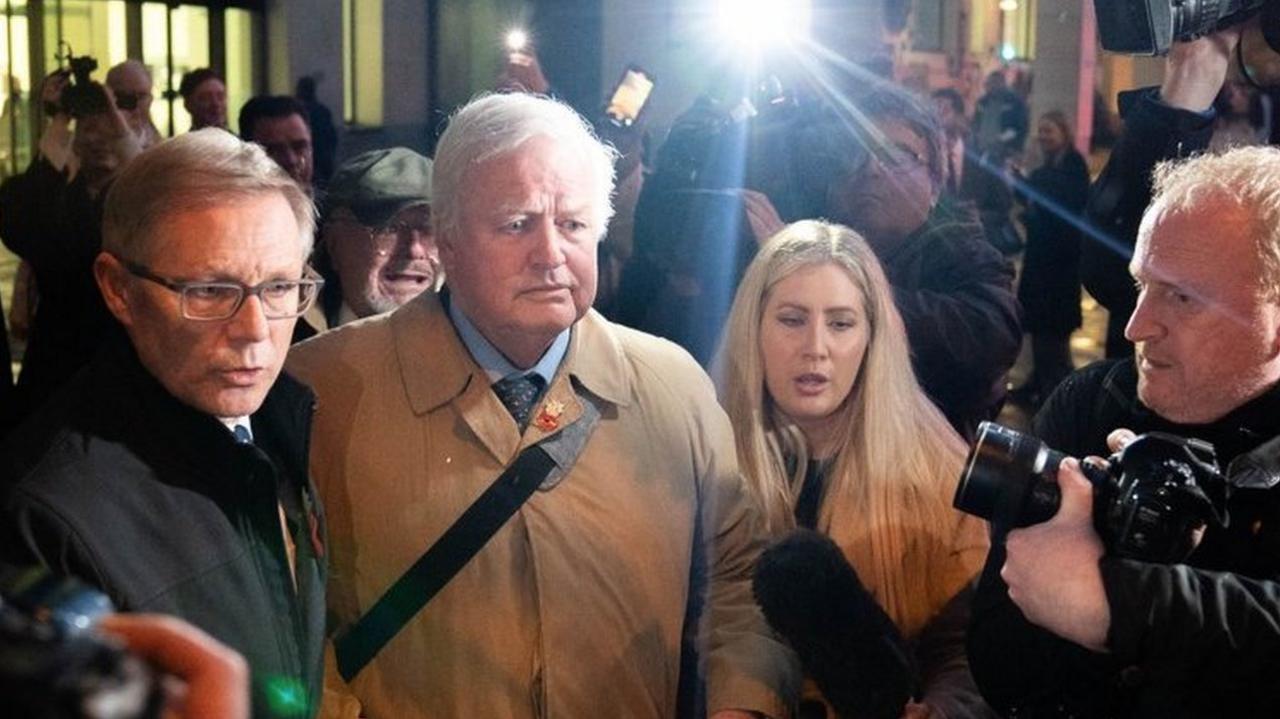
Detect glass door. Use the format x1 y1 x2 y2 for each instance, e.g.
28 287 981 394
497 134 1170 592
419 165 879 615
1 0 32 179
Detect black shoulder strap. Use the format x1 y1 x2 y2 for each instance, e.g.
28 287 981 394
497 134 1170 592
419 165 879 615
333 444 557 682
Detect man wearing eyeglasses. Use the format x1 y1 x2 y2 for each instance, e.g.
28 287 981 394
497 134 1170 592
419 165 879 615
309 147 437 332
0 129 329 719
822 87 1021 440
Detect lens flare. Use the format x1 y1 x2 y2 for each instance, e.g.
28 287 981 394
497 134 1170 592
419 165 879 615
505 29 528 52
714 0 812 53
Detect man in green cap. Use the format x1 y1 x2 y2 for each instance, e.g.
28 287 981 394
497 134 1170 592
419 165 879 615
313 147 436 328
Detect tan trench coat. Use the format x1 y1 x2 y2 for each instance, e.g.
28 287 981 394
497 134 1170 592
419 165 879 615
287 293 799 718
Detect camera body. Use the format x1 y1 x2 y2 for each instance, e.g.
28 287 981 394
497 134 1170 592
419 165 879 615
1095 0 1276 55
954 422 1231 563
0 566 161 719
648 83 857 225
43 47 109 118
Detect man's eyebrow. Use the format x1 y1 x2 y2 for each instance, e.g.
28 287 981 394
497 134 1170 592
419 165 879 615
491 202 533 215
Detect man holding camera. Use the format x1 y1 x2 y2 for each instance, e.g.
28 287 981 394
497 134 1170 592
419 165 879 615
823 88 1021 440
0 67 141 424
967 144 1280 717
1083 27 1247 359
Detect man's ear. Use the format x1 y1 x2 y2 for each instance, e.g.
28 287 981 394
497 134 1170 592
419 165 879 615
93 252 135 327
1264 300 1280 362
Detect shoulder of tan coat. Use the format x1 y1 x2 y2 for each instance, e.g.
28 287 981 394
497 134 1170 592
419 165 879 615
575 309 721 408
287 313 392 385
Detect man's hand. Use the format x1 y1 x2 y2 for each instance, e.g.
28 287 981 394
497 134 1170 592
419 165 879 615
1159 26 1243 112
1001 457 1110 652
37 71 75 170
1107 428 1137 454
496 50 550 95
99 613 250 719
40 70 71 118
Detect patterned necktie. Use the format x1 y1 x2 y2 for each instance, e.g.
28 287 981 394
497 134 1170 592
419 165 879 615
232 424 253 445
492 373 547 429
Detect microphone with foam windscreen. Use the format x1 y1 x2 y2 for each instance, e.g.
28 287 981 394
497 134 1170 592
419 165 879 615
753 529 919 719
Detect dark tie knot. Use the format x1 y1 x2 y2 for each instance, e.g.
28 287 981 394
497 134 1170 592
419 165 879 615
492 373 547 428
232 424 253 445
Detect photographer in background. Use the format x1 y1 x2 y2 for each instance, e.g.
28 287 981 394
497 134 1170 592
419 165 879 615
1083 27 1245 358
0 64 140 425
968 146 1280 718
823 88 1021 440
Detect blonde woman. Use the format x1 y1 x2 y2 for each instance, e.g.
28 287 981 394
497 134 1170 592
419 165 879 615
718 219 992 718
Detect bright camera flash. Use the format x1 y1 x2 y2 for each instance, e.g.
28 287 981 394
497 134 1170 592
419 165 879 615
505 29 528 52
715 0 812 51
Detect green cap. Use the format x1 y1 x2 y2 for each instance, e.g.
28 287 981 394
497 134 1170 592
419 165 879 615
324 147 433 227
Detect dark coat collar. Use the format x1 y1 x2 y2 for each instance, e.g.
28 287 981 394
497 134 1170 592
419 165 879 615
1108 358 1280 464
79 336 315 501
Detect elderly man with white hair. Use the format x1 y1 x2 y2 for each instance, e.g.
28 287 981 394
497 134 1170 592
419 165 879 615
1 129 329 719
105 59 162 149
287 93 799 718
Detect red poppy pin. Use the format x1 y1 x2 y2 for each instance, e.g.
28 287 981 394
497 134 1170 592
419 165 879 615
534 399 565 431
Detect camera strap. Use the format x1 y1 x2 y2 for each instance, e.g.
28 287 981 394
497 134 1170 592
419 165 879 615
332 397 601 682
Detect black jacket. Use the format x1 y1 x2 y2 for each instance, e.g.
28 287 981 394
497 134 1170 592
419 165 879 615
0 156 117 420
968 359 1280 718
878 201 1022 440
0 338 328 719
1017 149 1090 334
1082 89 1215 356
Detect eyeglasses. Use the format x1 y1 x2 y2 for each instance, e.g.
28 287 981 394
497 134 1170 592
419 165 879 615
120 258 324 321
373 218 432 238
869 141 929 170
372 219 432 255
332 214 433 257
112 91 151 111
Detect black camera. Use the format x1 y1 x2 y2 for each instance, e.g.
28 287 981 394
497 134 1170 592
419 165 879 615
44 44 110 118
954 422 1231 563
1095 0 1280 55
0 565 161 719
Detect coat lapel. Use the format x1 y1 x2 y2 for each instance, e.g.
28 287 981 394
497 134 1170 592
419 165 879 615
390 293 520 464
391 299 636 466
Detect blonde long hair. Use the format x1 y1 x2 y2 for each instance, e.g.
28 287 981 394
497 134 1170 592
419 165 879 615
717 219 969 634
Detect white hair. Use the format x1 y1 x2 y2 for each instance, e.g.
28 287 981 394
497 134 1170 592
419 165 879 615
1145 145 1280 300
102 128 316 260
106 59 152 87
431 92 617 241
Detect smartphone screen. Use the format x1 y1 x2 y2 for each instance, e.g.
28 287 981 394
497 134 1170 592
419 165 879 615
605 67 654 127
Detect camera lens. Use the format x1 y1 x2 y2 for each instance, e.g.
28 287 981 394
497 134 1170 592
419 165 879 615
954 422 1065 527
